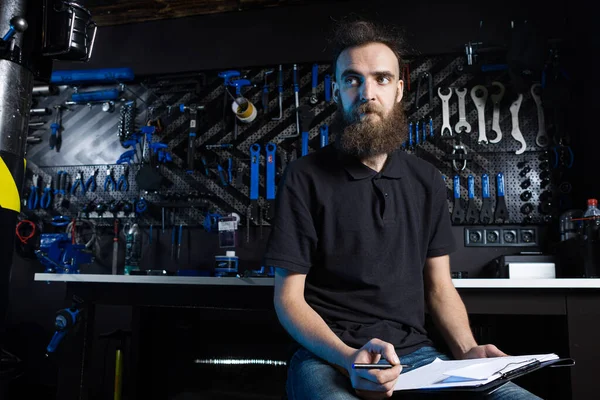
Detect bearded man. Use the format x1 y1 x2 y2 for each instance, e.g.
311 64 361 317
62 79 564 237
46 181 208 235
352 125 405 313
263 18 541 400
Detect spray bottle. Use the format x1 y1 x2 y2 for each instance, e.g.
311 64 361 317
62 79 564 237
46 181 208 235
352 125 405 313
124 222 142 275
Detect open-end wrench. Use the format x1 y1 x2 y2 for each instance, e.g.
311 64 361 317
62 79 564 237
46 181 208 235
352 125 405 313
479 173 493 225
509 94 526 154
470 85 488 145
451 175 465 224
438 87 453 136
494 172 509 223
309 64 319 105
489 81 505 143
531 83 549 148
465 175 479 224
454 88 471 134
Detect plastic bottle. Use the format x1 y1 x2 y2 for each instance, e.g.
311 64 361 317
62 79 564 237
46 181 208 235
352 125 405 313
214 251 239 277
559 209 583 241
124 223 142 275
583 199 600 221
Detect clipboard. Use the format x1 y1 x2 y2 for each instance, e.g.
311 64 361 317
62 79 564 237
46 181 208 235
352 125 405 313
400 357 574 395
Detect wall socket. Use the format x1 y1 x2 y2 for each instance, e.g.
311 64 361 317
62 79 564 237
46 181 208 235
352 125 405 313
464 226 538 247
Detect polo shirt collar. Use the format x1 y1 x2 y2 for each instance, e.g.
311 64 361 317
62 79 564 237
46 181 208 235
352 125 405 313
337 147 405 180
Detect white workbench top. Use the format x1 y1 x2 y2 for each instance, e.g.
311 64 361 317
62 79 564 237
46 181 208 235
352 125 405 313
33 274 600 288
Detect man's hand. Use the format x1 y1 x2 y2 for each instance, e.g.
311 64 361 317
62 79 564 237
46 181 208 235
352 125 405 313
345 338 402 399
460 344 508 359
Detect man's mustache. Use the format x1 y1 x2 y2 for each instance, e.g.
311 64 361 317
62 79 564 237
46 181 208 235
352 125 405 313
352 103 383 118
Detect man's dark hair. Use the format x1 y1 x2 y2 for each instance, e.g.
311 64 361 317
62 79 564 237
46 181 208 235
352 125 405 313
329 18 408 79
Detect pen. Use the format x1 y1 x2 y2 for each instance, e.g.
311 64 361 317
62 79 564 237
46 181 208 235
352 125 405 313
352 363 412 370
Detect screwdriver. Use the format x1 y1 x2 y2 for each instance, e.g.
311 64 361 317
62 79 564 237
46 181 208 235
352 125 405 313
177 224 183 261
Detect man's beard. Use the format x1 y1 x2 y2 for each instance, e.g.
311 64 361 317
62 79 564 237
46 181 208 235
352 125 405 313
334 99 408 159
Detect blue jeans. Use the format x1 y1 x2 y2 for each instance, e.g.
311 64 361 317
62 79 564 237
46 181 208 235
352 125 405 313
287 346 543 400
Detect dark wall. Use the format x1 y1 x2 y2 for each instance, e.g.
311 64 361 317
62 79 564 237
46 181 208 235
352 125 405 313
6 0 586 397
54 0 568 76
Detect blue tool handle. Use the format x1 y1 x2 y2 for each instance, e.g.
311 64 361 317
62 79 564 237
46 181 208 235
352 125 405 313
302 131 309 156
50 68 135 84
179 104 186 113
122 139 138 147
468 175 475 199
262 85 269 110
496 172 505 197
219 70 240 80
421 120 426 142
227 158 232 184
482 174 490 199
47 330 67 353
320 125 329 147
201 156 209 176
324 75 331 101
87 178 96 192
135 198 147 213
429 117 434 138
312 64 318 88
481 64 508 72
293 65 298 86
266 143 276 200
230 78 252 96
278 66 283 93
217 164 227 186
415 122 420 145
453 175 461 199
49 123 59 149
408 122 413 146
2 26 15 42
187 131 196 173
71 88 119 103
250 144 261 200
28 188 38 209
178 224 183 244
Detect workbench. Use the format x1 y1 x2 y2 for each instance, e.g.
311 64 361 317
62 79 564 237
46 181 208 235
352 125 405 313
34 274 600 400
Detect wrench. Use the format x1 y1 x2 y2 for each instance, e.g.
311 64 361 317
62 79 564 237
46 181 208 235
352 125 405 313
470 85 488 144
509 94 527 155
454 88 471 134
438 87 453 136
489 81 504 143
531 83 549 148
451 175 465 224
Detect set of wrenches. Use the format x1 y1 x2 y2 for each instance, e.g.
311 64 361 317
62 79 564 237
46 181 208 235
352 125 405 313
436 82 548 154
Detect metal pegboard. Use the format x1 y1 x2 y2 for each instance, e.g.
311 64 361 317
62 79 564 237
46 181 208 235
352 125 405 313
23 54 559 230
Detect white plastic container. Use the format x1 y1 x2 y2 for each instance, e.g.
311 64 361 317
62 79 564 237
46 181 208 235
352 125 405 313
214 251 239 277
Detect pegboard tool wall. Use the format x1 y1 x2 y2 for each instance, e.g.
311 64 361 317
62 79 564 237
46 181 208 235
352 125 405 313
21 54 562 270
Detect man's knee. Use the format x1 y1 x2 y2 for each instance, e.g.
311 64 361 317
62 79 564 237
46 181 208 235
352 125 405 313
486 382 542 400
286 348 358 400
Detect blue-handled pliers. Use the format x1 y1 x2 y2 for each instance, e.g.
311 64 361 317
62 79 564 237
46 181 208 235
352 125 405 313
70 171 85 196
28 174 39 210
84 168 98 192
104 166 117 191
40 178 53 209
116 166 128 191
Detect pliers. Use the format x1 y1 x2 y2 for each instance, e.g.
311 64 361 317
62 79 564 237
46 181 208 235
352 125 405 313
28 174 39 210
116 166 128 191
40 178 53 209
104 166 117 191
84 169 98 192
70 171 85 196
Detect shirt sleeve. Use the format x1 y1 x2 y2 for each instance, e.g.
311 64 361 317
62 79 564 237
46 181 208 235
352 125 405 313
426 173 457 258
262 162 318 274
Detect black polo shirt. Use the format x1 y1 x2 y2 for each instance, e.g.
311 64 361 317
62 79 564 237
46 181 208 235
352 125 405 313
263 144 456 356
